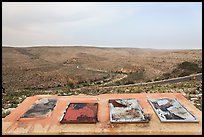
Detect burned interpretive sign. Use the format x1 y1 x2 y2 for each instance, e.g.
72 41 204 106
60 103 98 124
148 98 198 122
109 99 149 123
21 98 57 118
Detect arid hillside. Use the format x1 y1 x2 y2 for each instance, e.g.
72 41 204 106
2 46 202 92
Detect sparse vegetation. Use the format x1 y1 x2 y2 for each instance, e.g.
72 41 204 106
109 71 144 86
2 79 201 118
66 80 74 89
163 72 171 79
2 47 202 118
2 110 10 118
160 61 202 80
154 77 161 81
178 61 200 71
2 47 202 91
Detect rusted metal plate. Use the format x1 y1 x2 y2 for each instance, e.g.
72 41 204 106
60 103 98 124
109 99 149 123
148 98 198 122
21 98 57 118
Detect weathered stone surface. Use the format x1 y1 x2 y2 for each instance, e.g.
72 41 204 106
2 93 202 135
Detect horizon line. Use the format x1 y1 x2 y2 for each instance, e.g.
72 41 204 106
2 44 202 50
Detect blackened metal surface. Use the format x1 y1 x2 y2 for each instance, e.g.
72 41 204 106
60 103 98 124
109 99 149 123
148 98 198 122
21 98 57 118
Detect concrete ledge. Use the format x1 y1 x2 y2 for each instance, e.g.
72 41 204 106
2 93 202 135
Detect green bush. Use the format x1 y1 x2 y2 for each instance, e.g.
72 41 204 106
154 77 161 81
127 71 144 81
163 61 202 79
163 73 171 79
146 79 152 82
66 80 74 89
2 111 10 118
178 61 199 71
178 71 192 77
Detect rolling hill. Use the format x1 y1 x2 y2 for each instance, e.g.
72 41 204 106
2 46 202 92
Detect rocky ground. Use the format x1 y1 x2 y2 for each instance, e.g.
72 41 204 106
2 79 202 118
2 47 202 92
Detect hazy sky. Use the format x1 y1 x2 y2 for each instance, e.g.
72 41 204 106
2 2 202 49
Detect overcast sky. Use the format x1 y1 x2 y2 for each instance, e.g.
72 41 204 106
2 2 202 49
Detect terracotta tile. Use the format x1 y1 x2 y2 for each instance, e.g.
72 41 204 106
60 103 98 124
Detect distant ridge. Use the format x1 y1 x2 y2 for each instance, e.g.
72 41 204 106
2 44 201 51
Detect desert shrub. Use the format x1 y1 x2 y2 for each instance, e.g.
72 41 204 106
124 80 134 85
177 61 201 75
66 80 74 89
154 77 161 81
2 111 10 118
114 81 122 86
10 103 17 108
165 61 201 78
127 71 144 81
146 79 152 82
178 61 199 71
163 72 171 79
178 70 192 77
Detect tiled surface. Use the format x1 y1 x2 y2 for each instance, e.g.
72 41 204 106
148 98 198 122
109 99 149 123
60 103 98 124
21 98 57 118
2 93 202 135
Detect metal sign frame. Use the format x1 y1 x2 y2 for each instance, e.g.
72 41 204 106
109 98 149 123
148 98 198 123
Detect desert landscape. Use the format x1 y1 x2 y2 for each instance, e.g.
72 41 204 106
2 46 202 117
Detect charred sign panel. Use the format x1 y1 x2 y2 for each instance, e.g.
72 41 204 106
109 99 149 123
60 103 98 124
148 98 198 122
21 98 57 118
